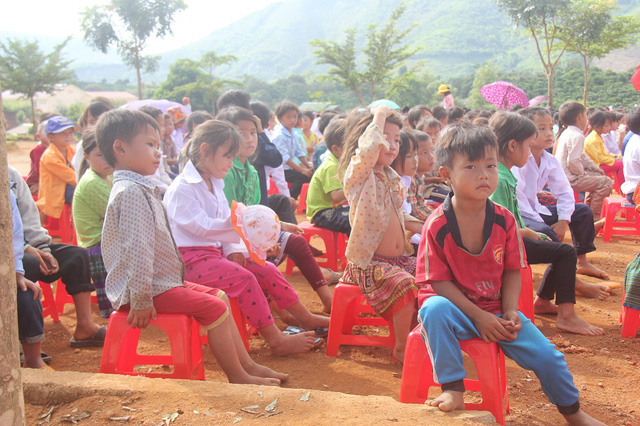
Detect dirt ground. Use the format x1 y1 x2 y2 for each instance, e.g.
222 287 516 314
9 140 640 425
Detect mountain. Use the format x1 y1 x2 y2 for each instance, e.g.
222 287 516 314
2 0 639 84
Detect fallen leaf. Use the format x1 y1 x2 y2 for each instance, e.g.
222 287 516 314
240 408 261 415
193 410 200 415
265 398 278 412
300 392 310 402
38 406 56 420
233 418 242 424
122 406 136 412
242 405 259 410
257 391 263 398
108 416 131 422
265 410 284 418
170 412 179 422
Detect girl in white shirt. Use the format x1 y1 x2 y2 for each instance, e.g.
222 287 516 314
514 108 613 300
164 120 328 357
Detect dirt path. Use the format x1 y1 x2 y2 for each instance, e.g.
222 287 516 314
9 140 640 425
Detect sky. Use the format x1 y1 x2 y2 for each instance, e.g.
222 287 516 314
4 0 282 53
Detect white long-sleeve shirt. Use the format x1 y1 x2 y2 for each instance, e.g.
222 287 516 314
622 134 640 195
512 152 575 223
555 125 601 181
163 160 247 256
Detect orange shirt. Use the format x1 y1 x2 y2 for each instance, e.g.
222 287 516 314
37 144 76 219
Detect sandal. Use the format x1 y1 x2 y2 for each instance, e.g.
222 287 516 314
322 269 342 285
69 326 107 348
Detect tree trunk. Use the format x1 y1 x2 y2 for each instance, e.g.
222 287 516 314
0 83 26 426
30 95 36 141
583 56 590 106
547 68 554 109
136 65 143 100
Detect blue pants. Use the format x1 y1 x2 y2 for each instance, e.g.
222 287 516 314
418 296 580 415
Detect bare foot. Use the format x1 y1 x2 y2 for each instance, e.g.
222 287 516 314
534 297 559 315
575 278 611 300
556 312 604 336
563 408 606 425
593 218 605 235
298 313 331 331
392 347 405 363
229 373 281 387
316 285 333 314
426 390 465 412
576 260 610 280
271 331 318 356
270 301 300 327
244 362 289 382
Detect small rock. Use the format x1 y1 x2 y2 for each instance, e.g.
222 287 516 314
598 382 604 388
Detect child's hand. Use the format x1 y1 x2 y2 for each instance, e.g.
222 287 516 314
501 310 522 338
370 105 394 119
227 252 246 267
473 310 518 342
520 228 542 241
127 305 157 329
25 246 59 275
550 220 569 242
280 222 304 235
16 273 42 300
302 168 313 178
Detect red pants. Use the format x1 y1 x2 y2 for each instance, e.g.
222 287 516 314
600 160 624 190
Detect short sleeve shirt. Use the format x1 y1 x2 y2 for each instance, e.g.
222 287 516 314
306 153 343 220
416 194 527 314
72 169 112 248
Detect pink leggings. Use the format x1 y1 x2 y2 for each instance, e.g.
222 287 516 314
283 233 328 291
180 246 299 329
600 160 624 189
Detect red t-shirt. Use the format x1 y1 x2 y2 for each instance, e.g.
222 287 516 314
416 196 527 314
26 143 47 187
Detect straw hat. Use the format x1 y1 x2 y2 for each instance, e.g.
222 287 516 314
437 84 451 95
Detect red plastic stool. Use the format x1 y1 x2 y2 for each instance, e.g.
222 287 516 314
621 305 640 338
297 183 310 215
40 282 60 323
44 204 76 245
600 197 640 242
267 177 279 195
519 265 535 324
326 283 395 356
200 298 256 351
54 280 98 315
285 221 346 275
400 327 510 425
100 311 205 380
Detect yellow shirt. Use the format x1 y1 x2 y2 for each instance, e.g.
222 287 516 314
584 131 615 167
303 130 319 149
37 144 76 219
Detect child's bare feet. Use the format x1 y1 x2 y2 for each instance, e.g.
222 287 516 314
243 361 289 382
298 313 330 331
392 347 405 363
563 408 606 425
593 218 605 235
556 305 604 336
426 390 465 412
228 372 281 386
270 331 318 356
575 278 611 300
534 297 559 315
576 258 609 280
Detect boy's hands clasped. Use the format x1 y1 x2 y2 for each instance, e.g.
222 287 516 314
473 310 521 343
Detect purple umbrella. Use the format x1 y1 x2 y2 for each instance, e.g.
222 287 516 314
121 99 189 115
480 81 530 110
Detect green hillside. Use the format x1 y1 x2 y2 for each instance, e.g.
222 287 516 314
161 0 543 80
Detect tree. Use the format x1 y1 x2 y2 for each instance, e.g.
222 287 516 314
0 38 74 131
0 84 26 426
310 2 421 105
496 0 583 107
82 0 187 99
468 62 501 109
561 0 640 105
199 51 238 113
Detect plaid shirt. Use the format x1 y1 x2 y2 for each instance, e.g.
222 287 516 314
408 175 434 222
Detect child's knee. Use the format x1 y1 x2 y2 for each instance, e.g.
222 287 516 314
419 296 455 323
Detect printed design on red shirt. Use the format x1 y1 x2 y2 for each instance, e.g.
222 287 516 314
493 244 504 265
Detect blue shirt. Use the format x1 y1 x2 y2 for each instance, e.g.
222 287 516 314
273 127 306 170
11 191 25 275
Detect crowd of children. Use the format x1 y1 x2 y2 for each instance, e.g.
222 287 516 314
13 88 640 424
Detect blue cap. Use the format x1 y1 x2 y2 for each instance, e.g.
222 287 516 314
45 116 76 135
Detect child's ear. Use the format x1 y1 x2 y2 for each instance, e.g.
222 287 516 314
113 139 126 157
199 143 209 158
508 139 518 153
438 165 450 181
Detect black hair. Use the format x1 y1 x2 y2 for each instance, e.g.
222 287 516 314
138 105 163 120
324 118 346 153
188 120 241 167
78 128 98 178
216 107 259 133
448 107 465 124
437 123 498 168
432 106 448 122
627 107 640 134
318 109 339 135
519 107 551 121
391 130 418 175
302 111 315 121
489 111 537 158
274 100 300 120
558 101 587 138
187 110 214 134
416 117 442 132
79 97 114 127
250 101 272 131
407 105 431 129
588 110 611 132
216 89 251 111
96 109 159 168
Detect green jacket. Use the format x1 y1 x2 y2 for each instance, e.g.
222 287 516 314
489 162 526 229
